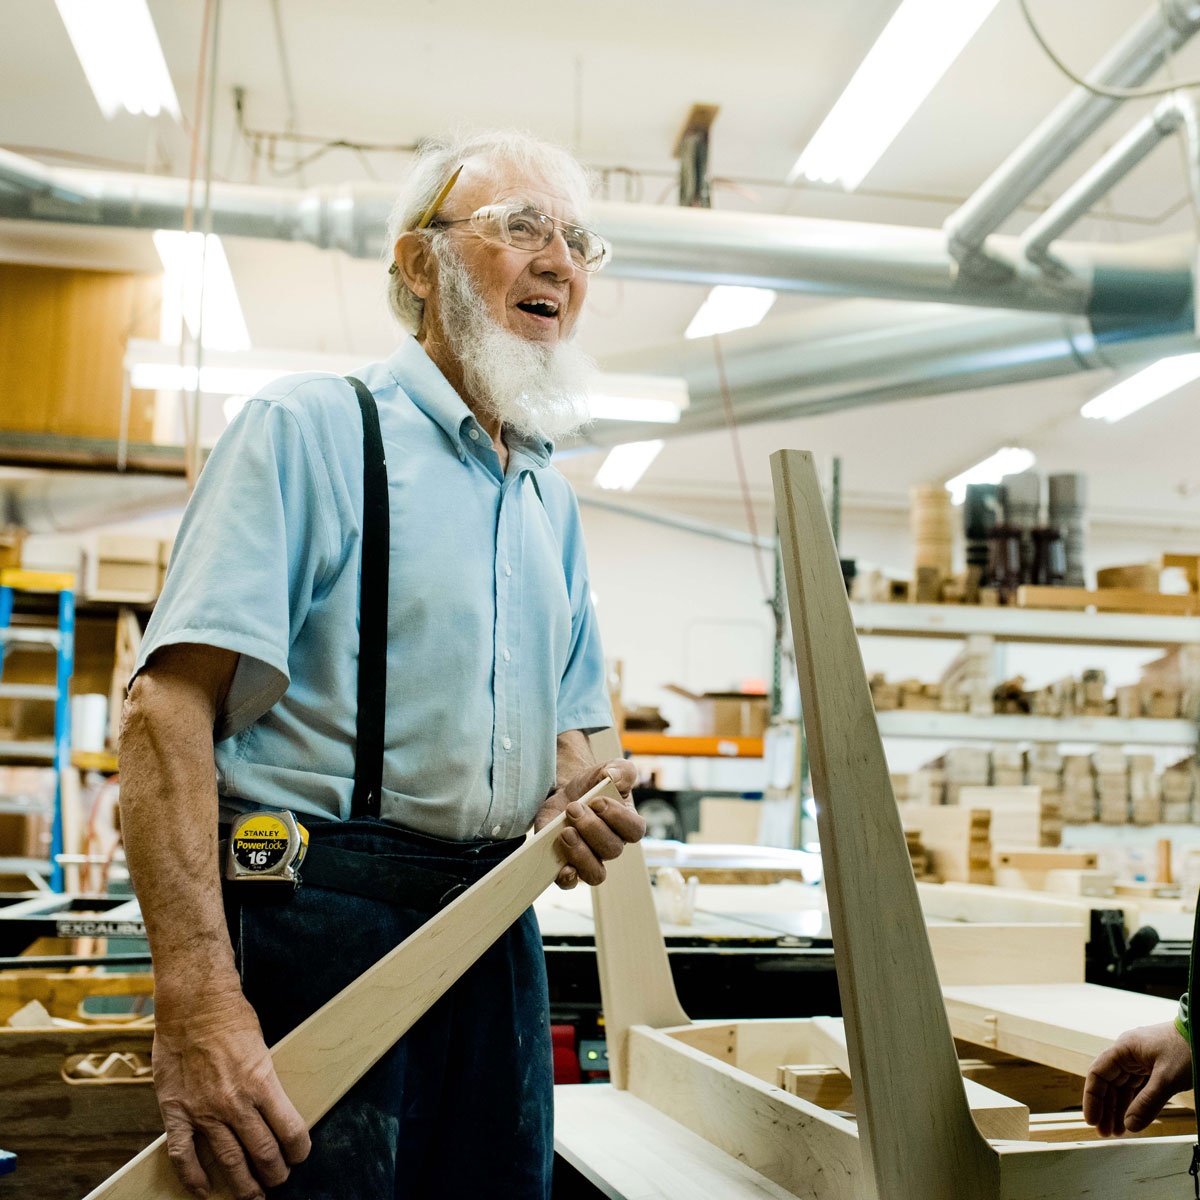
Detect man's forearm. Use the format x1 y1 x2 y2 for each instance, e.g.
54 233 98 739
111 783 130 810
120 670 239 1009
555 729 595 792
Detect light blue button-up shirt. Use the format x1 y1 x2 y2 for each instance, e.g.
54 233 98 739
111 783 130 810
133 337 612 840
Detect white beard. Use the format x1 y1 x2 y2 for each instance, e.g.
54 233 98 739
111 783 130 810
435 244 595 445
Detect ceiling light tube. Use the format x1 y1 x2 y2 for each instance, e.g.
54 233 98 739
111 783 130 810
593 441 665 491
588 373 689 423
154 230 251 351
944 446 1035 504
685 285 777 340
1080 353 1200 423
55 0 181 120
789 0 1001 190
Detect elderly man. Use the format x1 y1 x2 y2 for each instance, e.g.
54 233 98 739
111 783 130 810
120 129 643 1200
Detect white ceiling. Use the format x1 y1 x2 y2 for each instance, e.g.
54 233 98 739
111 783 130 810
2 0 1200 530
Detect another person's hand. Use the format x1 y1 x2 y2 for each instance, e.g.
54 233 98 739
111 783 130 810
1083 1020 1193 1137
534 758 643 889
153 986 310 1200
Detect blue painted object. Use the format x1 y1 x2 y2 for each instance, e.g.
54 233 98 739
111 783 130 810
0 575 76 892
0 1149 15 1176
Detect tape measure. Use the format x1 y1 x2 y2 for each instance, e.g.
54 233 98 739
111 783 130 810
223 810 309 895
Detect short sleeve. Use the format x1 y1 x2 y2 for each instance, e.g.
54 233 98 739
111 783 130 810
554 488 614 735
133 395 337 739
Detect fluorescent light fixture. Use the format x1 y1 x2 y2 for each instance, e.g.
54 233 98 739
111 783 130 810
129 362 288 394
154 230 251 352
125 339 365 397
685 286 777 340
1080 353 1200 423
55 0 180 120
593 441 664 491
944 446 1035 505
588 373 688 423
789 0 1000 190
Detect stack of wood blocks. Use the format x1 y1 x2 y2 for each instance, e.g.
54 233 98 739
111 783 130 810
1162 757 1197 823
1027 743 1066 823
1129 754 1161 826
939 635 994 715
910 483 953 602
1093 747 1129 825
958 785 1061 848
990 746 1025 788
898 803 992 883
1061 755 1096 823
943 747 991 806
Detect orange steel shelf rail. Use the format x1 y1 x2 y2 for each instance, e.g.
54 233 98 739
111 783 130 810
620 733 764 758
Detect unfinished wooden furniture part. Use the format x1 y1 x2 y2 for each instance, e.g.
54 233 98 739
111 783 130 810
84 776 623 1200
588 450 1195 1200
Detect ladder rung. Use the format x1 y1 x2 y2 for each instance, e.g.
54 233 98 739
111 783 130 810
0 740 56 761
0 684 59 702
0 628 61 649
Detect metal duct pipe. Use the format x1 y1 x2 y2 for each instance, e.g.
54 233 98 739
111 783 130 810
578 495 774 551
1 471 190 533
1020 93 1200 272
586 288 1196 446
945 0 1200 269
0 147 1191 316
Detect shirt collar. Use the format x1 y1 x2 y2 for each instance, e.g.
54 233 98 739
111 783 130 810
385 337 553 469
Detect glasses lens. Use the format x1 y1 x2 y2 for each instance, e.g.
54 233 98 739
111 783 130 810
501 207 554 250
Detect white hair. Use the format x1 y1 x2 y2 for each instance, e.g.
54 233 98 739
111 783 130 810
383 129 596 333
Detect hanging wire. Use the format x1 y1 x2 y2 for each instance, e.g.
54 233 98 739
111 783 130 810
1017 0 1200 98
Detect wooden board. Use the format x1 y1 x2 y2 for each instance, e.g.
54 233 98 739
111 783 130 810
85 778 622 1200
1016 586 1198 616
771 450 999 1200
555 1083 798 1199
942 983 1178 1077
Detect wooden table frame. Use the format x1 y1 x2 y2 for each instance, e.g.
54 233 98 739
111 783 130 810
588 450 1196 1200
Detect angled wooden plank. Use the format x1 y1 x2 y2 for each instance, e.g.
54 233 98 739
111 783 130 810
806 1016 1030 1140
770 449 999 1200
85 776 622 1200
589 726 690 1088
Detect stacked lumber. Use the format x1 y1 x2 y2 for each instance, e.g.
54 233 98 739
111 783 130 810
943 747 990 806
939 635 994 716
1060 755 1096 824
1129 754 1161 826
957 785 1061 848
1093 747 1129 825
1162 757 1198 823
898 803 992 884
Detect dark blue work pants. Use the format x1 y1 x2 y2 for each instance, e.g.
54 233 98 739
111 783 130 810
228 818 554 1200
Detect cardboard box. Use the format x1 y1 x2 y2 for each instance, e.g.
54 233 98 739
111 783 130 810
665 686 769 738
92 535 161 597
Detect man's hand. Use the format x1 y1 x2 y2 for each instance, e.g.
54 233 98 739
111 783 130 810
152 987 310 1200
1082 1020 1193 1137
534 757 643 889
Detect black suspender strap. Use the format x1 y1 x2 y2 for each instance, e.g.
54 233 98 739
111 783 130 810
345 376 389 820
1188 898 1200 1195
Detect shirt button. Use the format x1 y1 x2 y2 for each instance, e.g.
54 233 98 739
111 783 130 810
468 428 480 440
503 649 511 662
492 825 502 837
505 564 512 577
503 736 512 751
